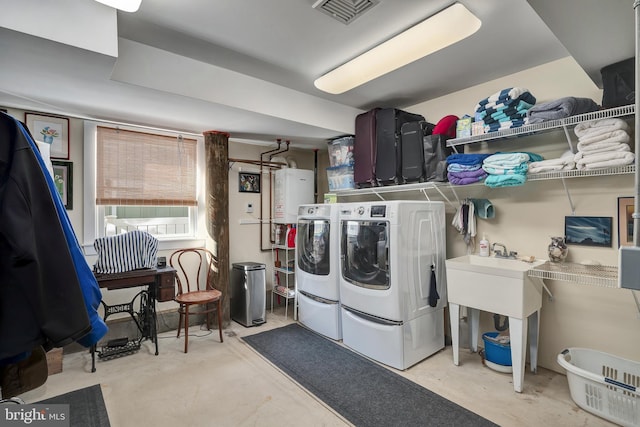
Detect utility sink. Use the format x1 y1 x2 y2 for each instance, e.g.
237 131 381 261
446 254 545 279
445 255 545 319
445 254 547 393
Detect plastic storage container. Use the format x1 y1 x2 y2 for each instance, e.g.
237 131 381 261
482 331 512 366
327 136 354 167
557 347 640 427
326 165 355 191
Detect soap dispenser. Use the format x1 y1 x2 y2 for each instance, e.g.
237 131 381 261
479 234 490 257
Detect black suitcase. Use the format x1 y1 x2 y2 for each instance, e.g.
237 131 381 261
354 108 379 188
375 108 424 186
424 134 453 182
400 121 435 183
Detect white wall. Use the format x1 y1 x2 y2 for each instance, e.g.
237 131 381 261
227 142 328 292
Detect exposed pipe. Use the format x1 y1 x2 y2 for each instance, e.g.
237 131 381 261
634 0 640 247
266 140 291 250
259 139 283 252
313 149 319 203
269 139 290 161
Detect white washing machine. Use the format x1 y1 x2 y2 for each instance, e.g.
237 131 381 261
339 201 447 370
296 203 342 340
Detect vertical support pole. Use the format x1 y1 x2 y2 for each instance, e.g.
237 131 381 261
204 130 230 325
634 0 640 247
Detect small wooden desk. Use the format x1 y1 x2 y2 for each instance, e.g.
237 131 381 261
91 267 176 372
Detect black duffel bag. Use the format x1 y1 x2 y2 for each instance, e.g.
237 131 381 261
601 57 635 108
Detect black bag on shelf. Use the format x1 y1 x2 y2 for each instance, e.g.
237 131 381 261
400 120 435 183
423 134 452 182
601 57 635 108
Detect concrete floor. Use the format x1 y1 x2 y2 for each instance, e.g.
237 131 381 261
18 307 614 427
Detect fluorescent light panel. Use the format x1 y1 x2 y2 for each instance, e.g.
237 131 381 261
314 3 481 94
94 0 142 12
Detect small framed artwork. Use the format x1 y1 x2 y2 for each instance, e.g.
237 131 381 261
25 113 70 159
564 216 612 247
618 197 635 247
52 161 73 210
239 172 260 193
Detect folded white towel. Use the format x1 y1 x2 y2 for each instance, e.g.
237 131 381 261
575 142 631 157
573 144 631 162
574 118 630 139
577 129 630 147
528 157 576 174
575 151 635 170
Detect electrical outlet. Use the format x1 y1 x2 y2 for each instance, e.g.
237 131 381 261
246 203 254 213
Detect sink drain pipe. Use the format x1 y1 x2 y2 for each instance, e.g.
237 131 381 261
493 314 509 331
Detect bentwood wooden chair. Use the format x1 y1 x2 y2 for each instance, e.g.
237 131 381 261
170 248 223 353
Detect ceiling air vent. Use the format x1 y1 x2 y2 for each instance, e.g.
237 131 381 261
312 0 380 25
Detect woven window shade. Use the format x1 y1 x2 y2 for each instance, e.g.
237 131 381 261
96 126 197 206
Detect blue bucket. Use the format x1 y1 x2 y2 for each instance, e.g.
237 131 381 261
483 331 512 366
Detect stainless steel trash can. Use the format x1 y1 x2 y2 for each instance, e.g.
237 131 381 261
231 262 266 327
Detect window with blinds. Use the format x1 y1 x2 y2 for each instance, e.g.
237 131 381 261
96 126 197 206
95 126 199 238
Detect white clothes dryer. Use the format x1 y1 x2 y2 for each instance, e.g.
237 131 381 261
339 201 447 370
296 203 342 340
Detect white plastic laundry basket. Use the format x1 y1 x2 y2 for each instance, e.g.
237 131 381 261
557 348 640 427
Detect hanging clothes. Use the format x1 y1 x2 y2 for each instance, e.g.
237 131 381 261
0 112 106 362
451 199 476 249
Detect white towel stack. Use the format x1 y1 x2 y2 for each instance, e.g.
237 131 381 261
528 150 576 174
573 118 634 170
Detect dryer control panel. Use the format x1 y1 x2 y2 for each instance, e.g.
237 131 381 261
370 205 386 217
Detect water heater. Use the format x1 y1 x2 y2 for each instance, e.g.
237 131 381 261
274 169 314 224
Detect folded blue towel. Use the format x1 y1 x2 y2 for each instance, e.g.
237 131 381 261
484 152 531 166
447 163 482 173
476 88 536 113
485 119 528 133
482 163 529 175
478 100 535 120
484 152 544 165
446 153 493 166
484 173 527 188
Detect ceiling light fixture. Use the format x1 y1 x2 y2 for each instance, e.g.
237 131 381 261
314 2 481 94
94 0 142 12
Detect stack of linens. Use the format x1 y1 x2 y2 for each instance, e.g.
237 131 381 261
446 153 493 185
482 152 543 188
573 118 634 170
475 87 536 133
528 150 576 174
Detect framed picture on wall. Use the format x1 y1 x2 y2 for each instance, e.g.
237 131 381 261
25 113 70 159
52 161 73 210
564 216 612 247
618 197 634 247
239 172 260 193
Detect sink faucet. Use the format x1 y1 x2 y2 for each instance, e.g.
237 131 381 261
492 243 518 259
492 243 507 257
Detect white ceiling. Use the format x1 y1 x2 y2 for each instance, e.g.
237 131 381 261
0 0 634 149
